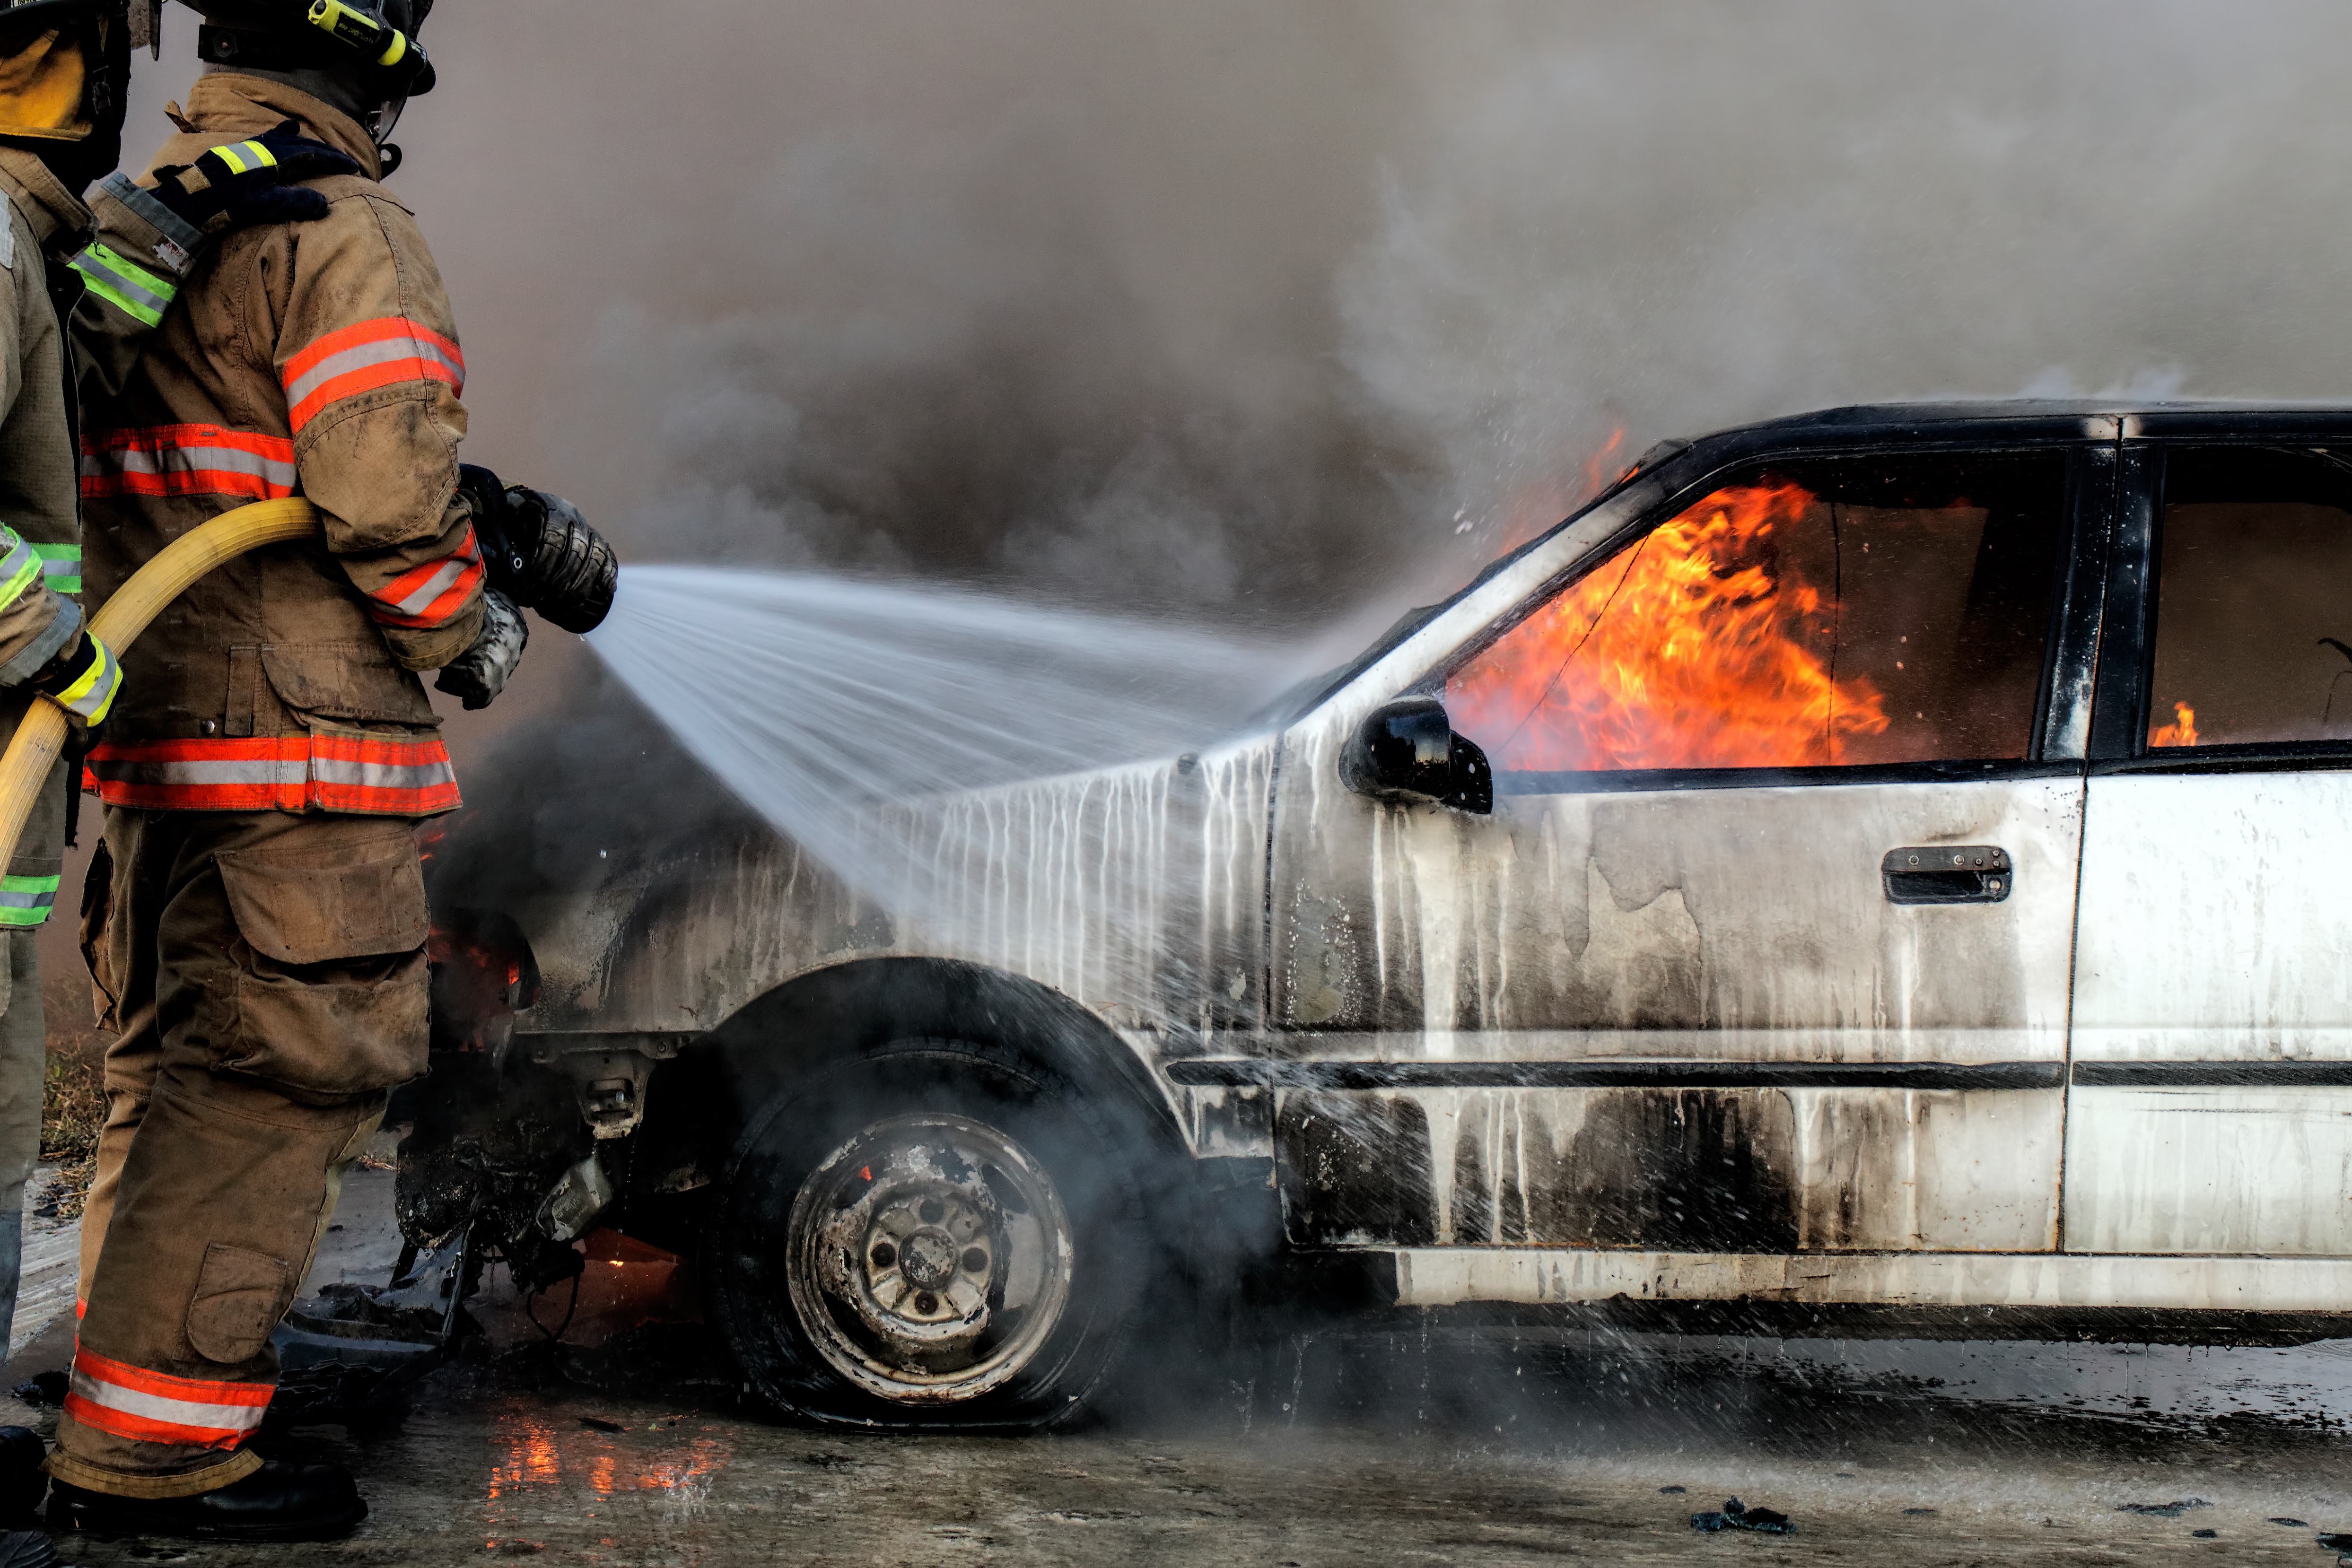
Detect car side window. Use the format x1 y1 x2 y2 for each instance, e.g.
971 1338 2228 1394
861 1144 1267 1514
1447 451 2064 773
2145 447 2352 751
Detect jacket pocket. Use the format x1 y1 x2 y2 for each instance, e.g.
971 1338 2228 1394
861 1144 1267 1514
259 642 439 726
185 1241 293 1363
211 826 430 1102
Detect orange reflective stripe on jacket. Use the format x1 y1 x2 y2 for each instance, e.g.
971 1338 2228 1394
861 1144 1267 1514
84 731 460 815
367 521 481 630
63 1346 270 1449
79 424 297 501
281 315 463 434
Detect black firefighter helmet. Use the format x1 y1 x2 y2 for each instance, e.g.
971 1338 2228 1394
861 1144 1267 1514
177 0 433 146
0 0 140 189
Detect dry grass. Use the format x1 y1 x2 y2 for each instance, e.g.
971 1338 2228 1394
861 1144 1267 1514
40 967 105 1216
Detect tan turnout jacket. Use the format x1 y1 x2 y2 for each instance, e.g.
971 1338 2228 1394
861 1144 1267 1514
0 144 213 923
81 73 484 817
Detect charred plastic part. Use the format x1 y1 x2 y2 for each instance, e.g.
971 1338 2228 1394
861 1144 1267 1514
456 463 619 634
538 1150 616 1242
1340 696 1492 814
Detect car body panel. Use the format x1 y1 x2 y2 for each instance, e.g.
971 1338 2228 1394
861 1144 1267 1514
483 401 2352 1332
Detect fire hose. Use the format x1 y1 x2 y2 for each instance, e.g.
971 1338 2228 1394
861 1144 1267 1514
0 496 323 868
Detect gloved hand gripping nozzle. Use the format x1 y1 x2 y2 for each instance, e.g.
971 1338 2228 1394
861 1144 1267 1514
455 464 617 634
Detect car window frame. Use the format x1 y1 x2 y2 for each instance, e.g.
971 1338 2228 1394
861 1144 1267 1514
1417 440 2104 795
2090 439 2352 775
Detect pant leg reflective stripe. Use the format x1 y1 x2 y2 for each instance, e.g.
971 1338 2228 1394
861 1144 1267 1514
33 543 80 594
0 875 59 929
67 243 178 330
85 733 461 815
63 1348 269 1450
79 425 297 502
367 524 482 629
282 316 464 432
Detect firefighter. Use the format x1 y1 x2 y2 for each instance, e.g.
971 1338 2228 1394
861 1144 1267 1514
47 0 612 1539
0 0 355 1479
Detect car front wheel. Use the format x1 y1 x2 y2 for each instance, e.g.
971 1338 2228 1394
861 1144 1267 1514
707 1039 1147 1429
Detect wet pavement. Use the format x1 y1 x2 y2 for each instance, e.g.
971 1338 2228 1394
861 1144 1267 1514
7 1175 2352 1563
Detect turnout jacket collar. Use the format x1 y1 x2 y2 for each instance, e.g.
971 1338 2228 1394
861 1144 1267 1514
0 148 88 251
155 74 381 183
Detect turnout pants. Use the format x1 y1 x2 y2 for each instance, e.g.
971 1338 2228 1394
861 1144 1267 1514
0 761 69 1344
51 805 430 1498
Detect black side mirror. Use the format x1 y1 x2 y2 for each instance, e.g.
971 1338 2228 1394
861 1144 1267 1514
1339 696 1493 815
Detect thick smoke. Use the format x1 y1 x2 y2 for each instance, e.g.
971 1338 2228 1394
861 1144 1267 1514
109 1 2352 910
109 1 2352 628
383 0 2352 619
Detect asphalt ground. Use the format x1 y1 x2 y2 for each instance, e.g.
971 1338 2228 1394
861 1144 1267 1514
2 1174 2350 1565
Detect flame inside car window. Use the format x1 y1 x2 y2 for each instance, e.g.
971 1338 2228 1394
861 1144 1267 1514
1447 453 2062 774
2147 701 2199 748
1448 481 1883 769
2147 446 2352 750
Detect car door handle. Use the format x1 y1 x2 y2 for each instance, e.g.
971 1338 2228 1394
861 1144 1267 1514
1882 845 2011 905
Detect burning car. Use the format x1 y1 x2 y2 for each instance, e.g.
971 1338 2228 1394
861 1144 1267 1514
403 400 2352 1429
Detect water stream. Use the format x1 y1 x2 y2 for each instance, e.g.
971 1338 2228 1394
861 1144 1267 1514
582 564 1316 915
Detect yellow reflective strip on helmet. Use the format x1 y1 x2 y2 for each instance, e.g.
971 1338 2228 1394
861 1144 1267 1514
377 30 405 66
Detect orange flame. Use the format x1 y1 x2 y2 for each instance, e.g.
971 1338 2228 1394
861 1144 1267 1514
2148 700 2197 748
1447 479 1889 770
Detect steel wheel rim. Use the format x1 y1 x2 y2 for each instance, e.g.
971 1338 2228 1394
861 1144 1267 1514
784 1111 1075 1403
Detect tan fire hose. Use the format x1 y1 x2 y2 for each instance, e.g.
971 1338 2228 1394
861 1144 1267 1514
0 497 323 867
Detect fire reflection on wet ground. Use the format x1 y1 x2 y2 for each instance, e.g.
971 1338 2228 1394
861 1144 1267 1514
34 1328 2352 1565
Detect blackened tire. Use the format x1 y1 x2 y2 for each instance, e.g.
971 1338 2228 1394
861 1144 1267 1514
706 1037 1148 1430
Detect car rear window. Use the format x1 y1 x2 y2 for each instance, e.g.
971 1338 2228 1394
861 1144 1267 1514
2145 446 2352 751
1447 450 2065 773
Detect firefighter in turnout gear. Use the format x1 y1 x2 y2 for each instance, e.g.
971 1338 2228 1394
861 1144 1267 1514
0 0 354 1526
48 0 612 1539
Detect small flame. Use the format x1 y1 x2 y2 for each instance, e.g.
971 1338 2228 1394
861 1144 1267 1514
1449 479 1889 770
2148 700 2198 748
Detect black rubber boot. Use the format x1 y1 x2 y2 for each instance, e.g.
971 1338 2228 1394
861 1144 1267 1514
0 1531 55 1567
48 1460 367 1542
0 1428 44 1529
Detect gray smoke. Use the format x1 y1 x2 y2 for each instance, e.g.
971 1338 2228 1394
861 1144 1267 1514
106 2 2352 915
124 1 2352 623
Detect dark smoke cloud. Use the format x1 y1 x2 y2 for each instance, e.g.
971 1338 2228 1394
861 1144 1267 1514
96 1 2352 923
123 1 2352 626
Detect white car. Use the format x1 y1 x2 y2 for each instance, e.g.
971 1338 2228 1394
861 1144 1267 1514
411 400 2352 1429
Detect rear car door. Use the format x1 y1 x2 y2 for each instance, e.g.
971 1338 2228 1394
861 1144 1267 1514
1266 441 2102 1259
2070 433 2352 1254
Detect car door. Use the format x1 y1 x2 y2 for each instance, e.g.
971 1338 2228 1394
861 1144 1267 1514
1265 441 2102 1259
2069 436 2352 1254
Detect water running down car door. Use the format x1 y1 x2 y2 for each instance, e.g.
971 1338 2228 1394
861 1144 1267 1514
1265 444 2100 1266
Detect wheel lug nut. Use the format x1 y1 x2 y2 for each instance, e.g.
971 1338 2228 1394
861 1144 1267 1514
918 1199 945 1224
962 1246 988 1273
913 1291 938 1315
870 1242 896 1268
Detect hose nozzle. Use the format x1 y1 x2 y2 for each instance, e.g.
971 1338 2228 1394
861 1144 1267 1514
459 466 617 635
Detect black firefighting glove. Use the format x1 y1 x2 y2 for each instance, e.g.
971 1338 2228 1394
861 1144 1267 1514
434 588 527 711
455 464 618 634
148 121 361 231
